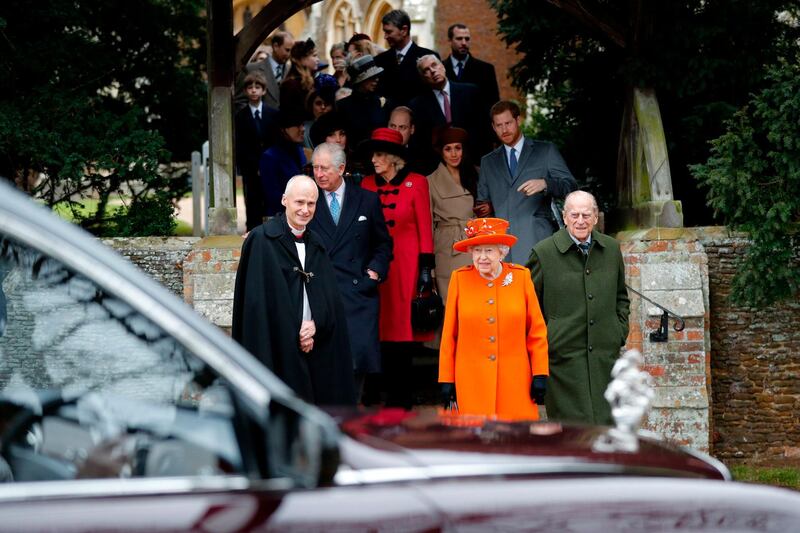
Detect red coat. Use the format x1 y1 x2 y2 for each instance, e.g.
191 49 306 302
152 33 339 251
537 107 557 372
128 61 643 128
362 168 434 342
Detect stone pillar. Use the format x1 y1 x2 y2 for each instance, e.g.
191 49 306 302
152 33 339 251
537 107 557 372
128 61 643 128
182 236 243 334
619 228 710 452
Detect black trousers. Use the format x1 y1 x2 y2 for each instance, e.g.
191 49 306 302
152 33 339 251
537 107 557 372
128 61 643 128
380 341 418 410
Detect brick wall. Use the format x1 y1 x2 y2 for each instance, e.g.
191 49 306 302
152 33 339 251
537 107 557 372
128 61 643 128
618 229 711 452
434 0 522 102
700 230 800 462
182 236 244 334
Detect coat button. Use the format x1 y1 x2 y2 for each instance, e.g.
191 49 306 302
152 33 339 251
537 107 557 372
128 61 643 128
589 319 595 326
589 345 593 352
487 317 495 324
488 299 495 305
586 269 591 275
588 294 594 300
489 336 495 343
487 282 494 288
352 279 358 285
488 354 496 361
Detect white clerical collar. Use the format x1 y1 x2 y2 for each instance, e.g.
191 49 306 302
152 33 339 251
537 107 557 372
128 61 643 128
504 135 525 158
288 223 305 237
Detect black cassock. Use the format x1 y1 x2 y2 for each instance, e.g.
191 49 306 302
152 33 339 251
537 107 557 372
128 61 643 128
232 213 356 406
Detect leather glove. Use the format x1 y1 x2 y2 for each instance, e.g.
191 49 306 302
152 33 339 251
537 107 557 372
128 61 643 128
440 383 456 408
530 375 547 405
417 253 435 294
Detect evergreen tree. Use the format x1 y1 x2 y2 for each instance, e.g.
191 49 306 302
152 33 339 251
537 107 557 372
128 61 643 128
0 0 207 235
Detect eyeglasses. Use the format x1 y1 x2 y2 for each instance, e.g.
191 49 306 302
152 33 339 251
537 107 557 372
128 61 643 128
566 212 595 221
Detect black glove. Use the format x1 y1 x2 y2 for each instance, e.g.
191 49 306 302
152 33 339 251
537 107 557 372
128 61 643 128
417 253 435 294
530 375 547 405
440 383 456 407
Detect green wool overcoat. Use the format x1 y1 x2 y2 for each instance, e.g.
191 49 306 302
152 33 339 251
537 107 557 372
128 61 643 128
527 228 630 425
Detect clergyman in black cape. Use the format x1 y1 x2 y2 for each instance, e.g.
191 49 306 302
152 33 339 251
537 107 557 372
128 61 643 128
232 175 356 406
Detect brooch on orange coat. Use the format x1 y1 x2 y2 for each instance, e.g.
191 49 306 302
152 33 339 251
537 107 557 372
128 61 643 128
502 272 513 287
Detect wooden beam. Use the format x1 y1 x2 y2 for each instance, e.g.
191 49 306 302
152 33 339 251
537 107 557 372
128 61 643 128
544 0 627 49
205 0 237 234
234 0 323 70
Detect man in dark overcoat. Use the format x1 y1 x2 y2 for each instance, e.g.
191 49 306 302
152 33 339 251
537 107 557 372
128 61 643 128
408 54 484 174
232 175 356 406
373 9 437 107
527 191 630 424
308 143 392 399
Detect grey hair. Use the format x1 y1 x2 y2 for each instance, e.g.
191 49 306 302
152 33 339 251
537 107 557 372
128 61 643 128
329 41 346 57
467 244 510 260
283 174 318 197
416 54 442 75
563 190 599 214
312 142 346 168
386 153 405 170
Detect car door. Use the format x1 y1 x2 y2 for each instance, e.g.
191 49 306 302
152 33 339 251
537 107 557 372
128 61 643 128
0 182 340 526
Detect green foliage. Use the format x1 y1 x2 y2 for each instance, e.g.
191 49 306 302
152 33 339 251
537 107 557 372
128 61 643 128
490 0 800 225
692 59 800 307
0 0 206 236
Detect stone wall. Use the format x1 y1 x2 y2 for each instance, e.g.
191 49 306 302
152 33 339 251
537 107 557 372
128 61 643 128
103 237 199 297
618 229 711 452
699 229 800 462
113 230 798 460
182 236 243 334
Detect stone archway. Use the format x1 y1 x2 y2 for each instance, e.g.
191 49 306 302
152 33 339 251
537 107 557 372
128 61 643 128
364 0 398 47
327 0 362 46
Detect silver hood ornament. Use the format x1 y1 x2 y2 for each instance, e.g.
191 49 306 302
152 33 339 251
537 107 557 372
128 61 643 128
593 349 654 453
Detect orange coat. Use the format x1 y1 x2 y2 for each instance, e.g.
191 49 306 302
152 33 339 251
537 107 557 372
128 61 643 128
438 263 549 420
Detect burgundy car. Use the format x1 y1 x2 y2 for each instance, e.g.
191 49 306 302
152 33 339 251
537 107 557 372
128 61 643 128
0 181 799 532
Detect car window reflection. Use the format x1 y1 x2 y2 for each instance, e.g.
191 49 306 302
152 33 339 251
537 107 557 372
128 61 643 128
0 236 201 402
0 235 241 481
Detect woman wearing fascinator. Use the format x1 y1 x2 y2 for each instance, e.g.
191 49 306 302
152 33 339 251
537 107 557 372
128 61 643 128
438 217 549 420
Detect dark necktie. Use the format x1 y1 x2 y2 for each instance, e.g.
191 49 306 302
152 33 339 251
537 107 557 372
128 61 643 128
396 53 404 65
578 242 590 256
253 109 262 136
275 64 284 82
508 147 518 176
456 61 464 80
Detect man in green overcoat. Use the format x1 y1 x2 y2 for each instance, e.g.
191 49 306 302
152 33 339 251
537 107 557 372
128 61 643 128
527 191 630 425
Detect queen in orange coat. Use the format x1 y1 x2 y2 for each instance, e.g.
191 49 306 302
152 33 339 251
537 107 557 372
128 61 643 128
438 218 549 420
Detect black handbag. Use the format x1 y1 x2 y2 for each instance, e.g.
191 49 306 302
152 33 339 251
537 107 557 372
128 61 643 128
411 288 444 332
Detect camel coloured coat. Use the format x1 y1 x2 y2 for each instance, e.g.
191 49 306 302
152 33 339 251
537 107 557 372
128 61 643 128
438 263 549 420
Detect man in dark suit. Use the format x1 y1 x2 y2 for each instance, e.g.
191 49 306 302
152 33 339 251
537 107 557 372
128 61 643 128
234 73 278 231
408 54 482 175
308 142 393 400
374 9 437 107
444 24 500 115
233 32 294 111
476 100 578 264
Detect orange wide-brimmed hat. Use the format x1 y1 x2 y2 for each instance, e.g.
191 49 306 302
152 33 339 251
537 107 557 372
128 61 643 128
453 218 518 252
